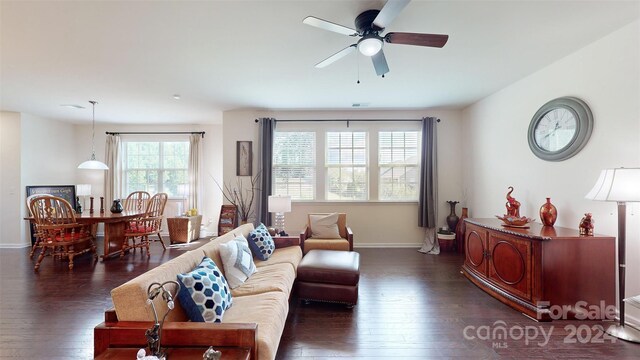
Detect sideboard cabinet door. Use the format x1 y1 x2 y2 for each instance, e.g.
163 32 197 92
465 225 488 276
487 232 532 301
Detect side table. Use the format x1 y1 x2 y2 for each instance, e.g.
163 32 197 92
167 215 202 244
273 235 300 249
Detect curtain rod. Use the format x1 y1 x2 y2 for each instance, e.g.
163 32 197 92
254 118 440 124
106 131 205 138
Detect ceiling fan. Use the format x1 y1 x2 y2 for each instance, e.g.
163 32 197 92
303 0 448 77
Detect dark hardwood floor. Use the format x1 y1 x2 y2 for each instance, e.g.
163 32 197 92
0 240 638 359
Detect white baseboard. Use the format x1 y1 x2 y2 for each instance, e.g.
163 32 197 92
0 243 30 249
354 243 421 248
624 312 640 330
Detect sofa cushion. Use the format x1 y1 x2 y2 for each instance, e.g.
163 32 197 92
219 235 257 289
222 291 289 360
248 223 275 261
254 245 303 272
231 262 295 298
176 257 233 323
309 213 341 239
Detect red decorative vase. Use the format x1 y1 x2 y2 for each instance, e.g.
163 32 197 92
455 207 469 254
539 198 557 226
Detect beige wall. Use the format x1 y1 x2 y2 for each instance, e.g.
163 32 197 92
222 109 463 247
0 112 22 247
461 21 640 325
19 114 78 245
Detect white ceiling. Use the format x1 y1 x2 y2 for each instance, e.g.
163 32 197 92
1 0 638 125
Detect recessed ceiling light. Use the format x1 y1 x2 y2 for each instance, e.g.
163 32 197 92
60 104 85 109
172 94 181 100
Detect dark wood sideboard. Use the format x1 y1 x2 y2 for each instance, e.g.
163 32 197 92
461 218 615 321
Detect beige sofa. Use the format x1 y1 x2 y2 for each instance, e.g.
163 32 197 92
96 223 303 360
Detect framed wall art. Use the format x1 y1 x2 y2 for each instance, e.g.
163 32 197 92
237 141 252 176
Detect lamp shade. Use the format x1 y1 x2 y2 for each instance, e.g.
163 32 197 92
268 195 291 213
78 159 109 170
76 184 91 196
585 167 640 202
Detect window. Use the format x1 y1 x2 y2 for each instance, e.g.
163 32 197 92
272 122 421 202
326 132 367 200
379 131 420 200
273 132 315 200
124 141 189 198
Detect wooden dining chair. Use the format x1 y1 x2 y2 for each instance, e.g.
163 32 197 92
26 193 51 258
123 191 151 213
122 191 151 251
29 195 97 271
121 193 168 258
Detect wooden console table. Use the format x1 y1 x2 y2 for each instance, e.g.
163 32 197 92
461 218 615 321
95 347 249 359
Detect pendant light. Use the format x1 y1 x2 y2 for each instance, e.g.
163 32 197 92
78 100 109 170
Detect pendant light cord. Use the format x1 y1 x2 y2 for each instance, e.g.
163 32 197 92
89 100 97 158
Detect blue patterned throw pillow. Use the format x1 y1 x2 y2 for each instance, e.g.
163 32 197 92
247 223 275 261
176 257 232 322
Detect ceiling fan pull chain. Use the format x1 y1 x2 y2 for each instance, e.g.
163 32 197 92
356 53 361 84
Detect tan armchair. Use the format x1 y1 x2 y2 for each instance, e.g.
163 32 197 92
300 213 353 254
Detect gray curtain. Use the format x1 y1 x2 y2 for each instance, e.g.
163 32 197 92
256 118 276 225
418 117 439 254
104 134 122 206
188 134 202 211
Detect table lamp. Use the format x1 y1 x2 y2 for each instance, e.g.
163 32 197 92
585 167 640 343
76 184 91 213
268 195 291 236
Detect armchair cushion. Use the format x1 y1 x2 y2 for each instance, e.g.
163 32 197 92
219 235 257 289
303 239 351 253
176 257 233 323
248 224 275 261
309 213 341 239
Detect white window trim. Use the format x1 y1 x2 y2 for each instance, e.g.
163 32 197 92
274 121 421 203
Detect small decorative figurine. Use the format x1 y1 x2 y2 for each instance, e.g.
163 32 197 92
76 196 83 214
505 186 521 217
579 213 594 236
203 346 222 360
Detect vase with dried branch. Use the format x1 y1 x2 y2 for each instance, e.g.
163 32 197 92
215 173 260 224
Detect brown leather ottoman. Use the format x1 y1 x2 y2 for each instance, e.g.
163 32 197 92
296 249 360 306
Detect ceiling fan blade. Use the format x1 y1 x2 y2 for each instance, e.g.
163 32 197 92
315 44 357 68
385 32 449 48
303 16 358 37
371 50 389 76
372 0 411 29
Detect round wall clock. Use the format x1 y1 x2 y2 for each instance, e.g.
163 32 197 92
527 97 593 161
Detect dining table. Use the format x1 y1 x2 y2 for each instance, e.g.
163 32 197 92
26 209 147 260
75 210 147 259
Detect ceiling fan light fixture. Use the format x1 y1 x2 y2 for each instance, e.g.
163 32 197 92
358 36 383 56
